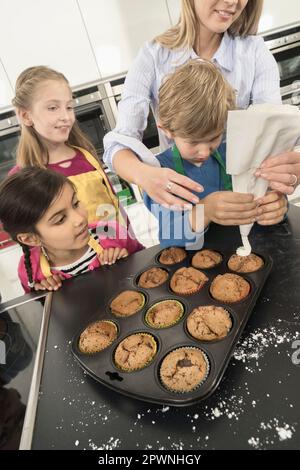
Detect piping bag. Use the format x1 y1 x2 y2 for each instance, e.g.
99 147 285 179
226 104 300 256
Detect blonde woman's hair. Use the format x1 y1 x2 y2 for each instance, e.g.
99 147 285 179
158 59 236 140
156 0 264 49
12 66 99 168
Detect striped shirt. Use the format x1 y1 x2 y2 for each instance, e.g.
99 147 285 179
103 32 281 170
52 233 99 277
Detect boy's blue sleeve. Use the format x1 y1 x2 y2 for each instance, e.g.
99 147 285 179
143 192 206 248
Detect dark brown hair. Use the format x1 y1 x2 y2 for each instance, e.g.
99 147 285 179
0 168 73 289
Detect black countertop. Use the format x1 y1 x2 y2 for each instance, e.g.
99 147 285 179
31 206 300 450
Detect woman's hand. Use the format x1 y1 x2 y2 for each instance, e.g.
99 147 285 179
255 150 300 195
255 191 288 225
113 148 203 209
136 165 204 209
98 247 129 265
201 191 258 226
34 274 64 291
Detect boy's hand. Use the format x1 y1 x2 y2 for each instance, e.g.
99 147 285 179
255 191 288 225
202 191 258 226
34 274 64 291
98 247 129 266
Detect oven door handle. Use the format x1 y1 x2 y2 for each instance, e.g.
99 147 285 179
273 41 300 55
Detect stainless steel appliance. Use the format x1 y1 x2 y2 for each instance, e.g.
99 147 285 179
0 112 20 183
263 21 300 107
102 74 160 152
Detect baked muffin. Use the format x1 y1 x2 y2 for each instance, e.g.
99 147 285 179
114 333 157 371
210 273 250 303
160 347 208 393
159 247 187 265
191 249 222 269
187 305 232 341
138 267 168 288
78 320 118 354
145 300 184 328
228 253 264 273
170 267 208 295
110 290 145 317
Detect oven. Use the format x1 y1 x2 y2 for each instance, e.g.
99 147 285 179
264 22 300 107
102 75 160 152
0 113 20 183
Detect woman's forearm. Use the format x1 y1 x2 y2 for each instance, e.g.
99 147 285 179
112 149 146 185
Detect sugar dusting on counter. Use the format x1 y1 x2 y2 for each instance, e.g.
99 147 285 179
233 324 299 373
248 419 296 449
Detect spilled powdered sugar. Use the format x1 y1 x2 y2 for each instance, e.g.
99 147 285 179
248 419 296 449
232 323 299 373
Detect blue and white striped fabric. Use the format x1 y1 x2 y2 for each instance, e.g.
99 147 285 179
103 32 281 170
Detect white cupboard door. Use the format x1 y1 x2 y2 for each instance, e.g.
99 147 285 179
259 0 300 32
0 0 100 88
78 0 171 78
0 61 13 109
166 0 181 26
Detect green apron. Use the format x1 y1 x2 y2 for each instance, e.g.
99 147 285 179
172 145 232 191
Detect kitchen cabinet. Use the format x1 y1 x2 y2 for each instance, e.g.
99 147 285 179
125 201 159 248
166 0 181 25
259 0 300 32
77 0 171 77
0 244 23 301
0 61 13 109
0 0 100 89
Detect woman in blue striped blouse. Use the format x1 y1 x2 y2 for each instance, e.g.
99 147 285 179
104 0 300 206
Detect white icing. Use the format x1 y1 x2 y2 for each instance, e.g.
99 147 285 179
236 236 252 256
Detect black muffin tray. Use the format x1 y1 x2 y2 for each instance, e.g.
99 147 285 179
71 236 273 407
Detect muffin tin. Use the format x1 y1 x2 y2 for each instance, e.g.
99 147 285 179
72 244 272 406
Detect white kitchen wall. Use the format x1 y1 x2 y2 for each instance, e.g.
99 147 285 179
0 0 100 100
78 0 171 77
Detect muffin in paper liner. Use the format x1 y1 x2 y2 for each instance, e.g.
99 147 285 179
159 346 210 393
78 320 118 354
170 267 208 296
210 273 250 303
113 332 157 372
138 267 169 289
145 300 184 329
158 247 187 265
110 290 146 317
227 253 264 273
186 305 232 341
191 249 223 269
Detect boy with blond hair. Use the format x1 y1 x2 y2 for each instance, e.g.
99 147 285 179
143 59 287 247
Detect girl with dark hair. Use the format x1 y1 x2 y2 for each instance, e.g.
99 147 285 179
0 168 142 293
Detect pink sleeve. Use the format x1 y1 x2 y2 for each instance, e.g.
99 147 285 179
8 165 20 176
93 220 144 254
18 256 30 293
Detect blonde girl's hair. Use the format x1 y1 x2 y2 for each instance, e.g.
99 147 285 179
155 0 264 49
158 59 236 140
12 66 99 168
